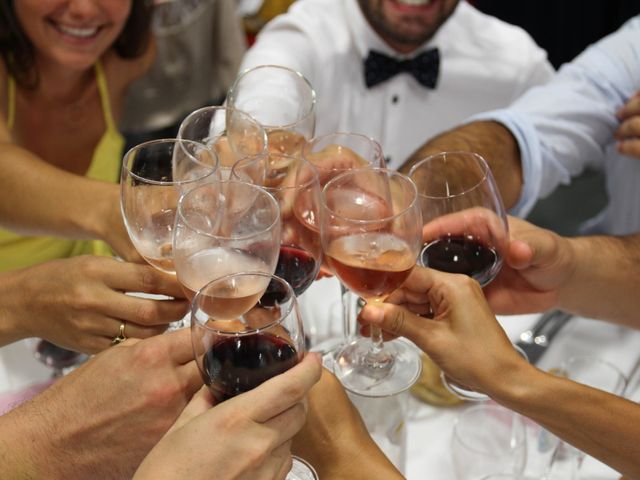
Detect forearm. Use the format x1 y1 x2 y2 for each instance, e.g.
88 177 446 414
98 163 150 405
559 234 640 328
400 121 523 209
490 364 640 479
0 406 47 479
0 269 32 346
0 142 118 241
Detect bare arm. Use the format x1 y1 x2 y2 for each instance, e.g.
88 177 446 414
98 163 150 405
401 121 524 210
0 141 138 261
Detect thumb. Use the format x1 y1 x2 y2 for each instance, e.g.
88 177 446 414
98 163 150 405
360 302 437 349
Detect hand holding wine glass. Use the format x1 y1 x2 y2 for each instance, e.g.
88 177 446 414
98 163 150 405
320 168 423 396
191 272 319 479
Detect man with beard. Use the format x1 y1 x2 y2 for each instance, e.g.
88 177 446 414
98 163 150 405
238 0 554 168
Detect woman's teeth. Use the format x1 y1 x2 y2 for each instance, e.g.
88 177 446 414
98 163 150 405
56 24 99 38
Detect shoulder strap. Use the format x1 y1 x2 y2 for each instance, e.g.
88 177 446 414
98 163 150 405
94 60 116 131
7 75 15 129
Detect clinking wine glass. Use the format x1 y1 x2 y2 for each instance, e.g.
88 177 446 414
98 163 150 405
320 168 423 397
409 151 511 401
177 105 268 179
172 180 281 301
191 272 318 480
226 64 316 154
302 132 385 345
232 153 322 298
120 138 219 273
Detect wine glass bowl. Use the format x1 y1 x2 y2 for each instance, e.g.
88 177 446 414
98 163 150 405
177 105 268 179
120 138 219 273
409 151 508 287
233 153 323 298
173 181 281 300
320 168 423 396
226 65 316 154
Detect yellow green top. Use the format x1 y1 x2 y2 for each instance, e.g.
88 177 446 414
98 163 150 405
0 61 123 272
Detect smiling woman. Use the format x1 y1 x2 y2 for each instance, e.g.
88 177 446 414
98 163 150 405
0 0 154 272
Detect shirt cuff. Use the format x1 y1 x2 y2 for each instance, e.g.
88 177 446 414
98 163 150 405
466 110 542 218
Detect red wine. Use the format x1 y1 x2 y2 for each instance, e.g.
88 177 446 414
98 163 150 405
421 235 498 285
202 333 299 402
274 245 318 296
326 233 415 301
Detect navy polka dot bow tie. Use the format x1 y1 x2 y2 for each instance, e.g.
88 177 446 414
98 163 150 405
364 48 440 89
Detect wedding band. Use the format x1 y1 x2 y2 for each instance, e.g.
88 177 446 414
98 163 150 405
111 323 127 346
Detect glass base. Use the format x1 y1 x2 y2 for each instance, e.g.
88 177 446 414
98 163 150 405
286 456 318 480
333 338 422 397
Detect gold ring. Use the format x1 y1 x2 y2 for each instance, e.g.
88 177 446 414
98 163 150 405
111 323 127 346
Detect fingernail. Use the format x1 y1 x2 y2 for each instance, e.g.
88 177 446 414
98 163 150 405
362 305 384 323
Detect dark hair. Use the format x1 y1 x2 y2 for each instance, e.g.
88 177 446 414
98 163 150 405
0 0 153 89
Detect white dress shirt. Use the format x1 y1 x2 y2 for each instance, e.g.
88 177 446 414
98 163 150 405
240 0 554 169
473 15 640 235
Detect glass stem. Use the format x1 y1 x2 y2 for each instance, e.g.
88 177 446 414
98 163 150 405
370 324 384 354
340 284 353 340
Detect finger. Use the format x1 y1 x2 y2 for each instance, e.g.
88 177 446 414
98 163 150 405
101 261 187 299
168 386 214 432
616 95 640 120
239 354 322 423
614 116 640 139
98 290 189 327
271 443 294 480
617 138 640 158
99 318 167 341
360 302 437 347
261 402 307 446
178 359 205 396
150 328 198 365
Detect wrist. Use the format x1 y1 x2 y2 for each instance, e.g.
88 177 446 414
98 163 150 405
0 270 33 345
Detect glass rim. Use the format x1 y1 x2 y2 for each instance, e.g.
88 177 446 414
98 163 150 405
176 180 281 242
452 404 525 454
408 151 491 199
227 64 317 130
122 138 219 186
191 271 295 335
302 131 383 170
177 105 269 157
321 168 419 224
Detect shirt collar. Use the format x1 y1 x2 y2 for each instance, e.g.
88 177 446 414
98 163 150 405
345 0 438 60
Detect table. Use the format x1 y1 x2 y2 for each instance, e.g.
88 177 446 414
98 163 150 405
1 277 639 479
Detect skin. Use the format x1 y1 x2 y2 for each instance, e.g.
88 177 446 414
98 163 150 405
0 256 189 353
0 329 202 480
292 368 404 480
615 89 640 158
0 0 154 261
358 0 460 54
359 218 640 479
135 354 323 480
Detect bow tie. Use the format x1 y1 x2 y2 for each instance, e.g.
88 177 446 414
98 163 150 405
364 48 440 89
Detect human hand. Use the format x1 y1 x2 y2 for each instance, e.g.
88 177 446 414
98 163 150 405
359 267 528 396
134 353 323 480
616 90 640 158
292 368 403 480
483 216 576 314
3 256 188 353
3 329 202 480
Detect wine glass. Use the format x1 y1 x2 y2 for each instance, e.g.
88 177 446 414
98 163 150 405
231 153 323 298
408 151 510 401
320 168 423 397
177 105 268 180
302 132 385 345
548 356 627 480
226 65 316 154
120 138 219 273
191 272 317 480
172 181 281 302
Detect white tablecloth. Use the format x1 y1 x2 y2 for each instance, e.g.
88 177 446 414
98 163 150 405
1 277 639 479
